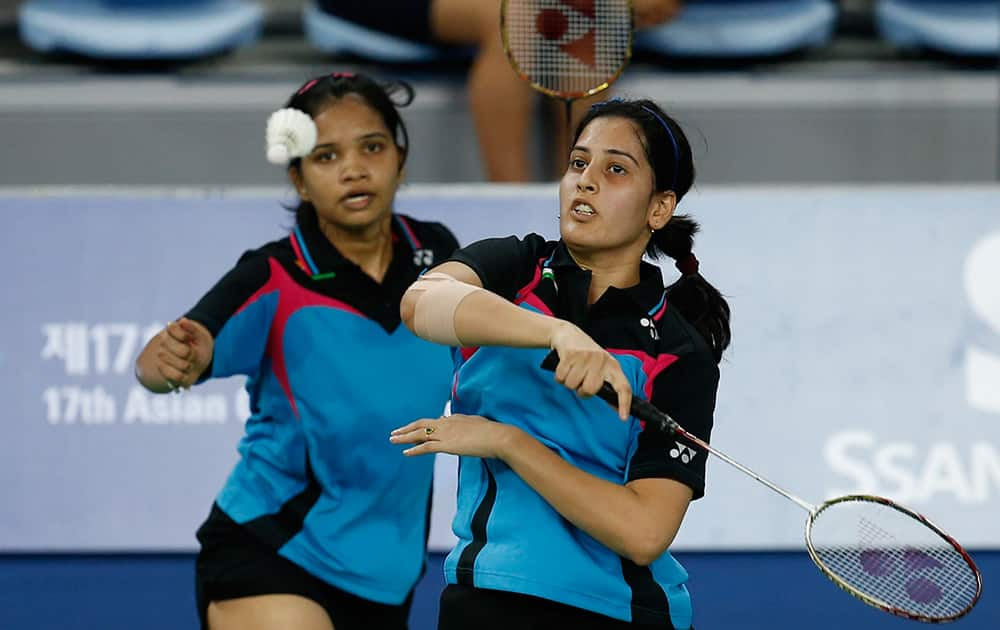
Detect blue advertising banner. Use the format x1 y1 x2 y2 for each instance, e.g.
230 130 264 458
3 185 999 551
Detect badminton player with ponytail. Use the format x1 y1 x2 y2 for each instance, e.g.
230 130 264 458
393 98 730 629
134 73 458 630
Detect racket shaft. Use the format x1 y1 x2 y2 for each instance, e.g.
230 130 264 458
539 353 814 512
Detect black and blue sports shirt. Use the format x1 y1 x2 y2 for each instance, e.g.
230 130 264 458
184 211 458 605
444 234 720 629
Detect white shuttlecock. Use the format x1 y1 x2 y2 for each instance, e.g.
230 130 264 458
265 108 317 165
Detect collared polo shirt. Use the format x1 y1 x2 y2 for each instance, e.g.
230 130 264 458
184 211 458 605
443 234 720 629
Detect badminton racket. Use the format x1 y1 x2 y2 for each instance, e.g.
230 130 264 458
540 353 982 623
501 0 633 152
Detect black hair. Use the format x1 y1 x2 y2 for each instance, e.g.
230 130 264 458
283 72 414 226
573 98 731 362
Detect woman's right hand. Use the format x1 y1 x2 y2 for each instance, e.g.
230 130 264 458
548 322 632 420
137 318 214 392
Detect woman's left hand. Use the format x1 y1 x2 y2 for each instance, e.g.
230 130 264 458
390 414 519 459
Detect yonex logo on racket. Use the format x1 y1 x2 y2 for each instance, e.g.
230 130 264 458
858 543 948 606
669 442 696 464
504 0 631 99
533 1 598 66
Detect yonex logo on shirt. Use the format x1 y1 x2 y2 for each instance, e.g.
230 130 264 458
639 317 660 340
413 249 435 267
669 442 696 464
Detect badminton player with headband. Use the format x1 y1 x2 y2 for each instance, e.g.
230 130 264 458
392 98 729 628
134 72 459 630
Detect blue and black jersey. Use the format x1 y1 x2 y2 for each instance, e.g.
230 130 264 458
184 211 458 606
444 234 719 629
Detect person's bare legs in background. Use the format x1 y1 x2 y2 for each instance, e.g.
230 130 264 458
431 0 534 181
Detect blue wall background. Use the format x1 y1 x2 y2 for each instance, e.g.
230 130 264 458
6 188 1000 553
0 551 993 629
4 186 997 628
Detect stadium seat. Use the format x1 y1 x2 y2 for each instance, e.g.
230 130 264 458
18 0 264 60
303 2 461 63
875 0 999 57
303 2 475 63
635 0 837 58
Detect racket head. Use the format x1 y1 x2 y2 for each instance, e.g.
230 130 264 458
805 495 982 623
501 0 633 99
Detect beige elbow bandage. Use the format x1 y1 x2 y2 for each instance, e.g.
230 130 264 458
412 272 481 346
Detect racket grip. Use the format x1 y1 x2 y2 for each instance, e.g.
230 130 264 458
539 352 677 434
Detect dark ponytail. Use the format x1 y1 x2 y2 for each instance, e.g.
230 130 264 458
653 215 731 363
575 98 731 362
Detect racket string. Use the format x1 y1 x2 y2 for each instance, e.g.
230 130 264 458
809 500 979 620
506 0 631 97
818 543 974 615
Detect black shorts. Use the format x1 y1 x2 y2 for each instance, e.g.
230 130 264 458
316 0 435 43
195 503 413 630
438 584 685 629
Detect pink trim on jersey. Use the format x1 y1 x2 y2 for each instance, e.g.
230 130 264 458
606 348 679 399
516 260 544 297
451 346 481 403
396 215 422 249
513 259 553 316
651 295 669 322
519 292 554 316
234 257 367 418
288 231 310 274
